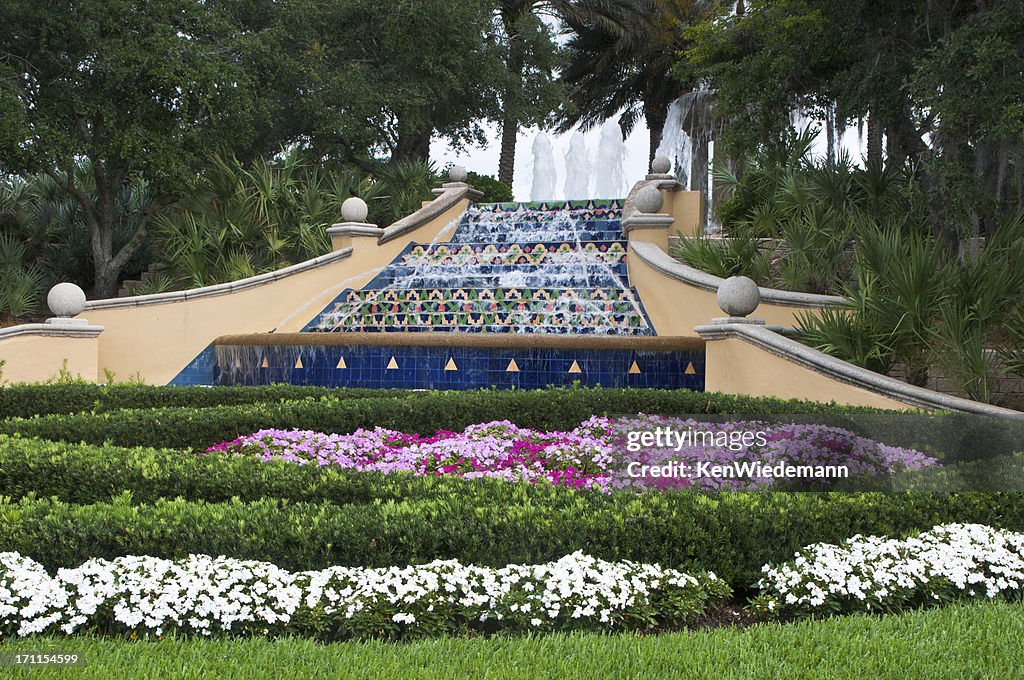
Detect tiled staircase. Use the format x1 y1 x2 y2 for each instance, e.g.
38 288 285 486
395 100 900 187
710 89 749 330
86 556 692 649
303 199 655 335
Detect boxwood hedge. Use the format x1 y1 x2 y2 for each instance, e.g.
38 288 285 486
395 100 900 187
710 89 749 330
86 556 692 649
0 387 885 449
2 492 1020 591
0 384 411 419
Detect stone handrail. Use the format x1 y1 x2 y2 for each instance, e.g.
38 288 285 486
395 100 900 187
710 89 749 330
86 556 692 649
84 248 354 311
379 184 475 245
631 240 845 309
695 321 1024 420
0 323 104 339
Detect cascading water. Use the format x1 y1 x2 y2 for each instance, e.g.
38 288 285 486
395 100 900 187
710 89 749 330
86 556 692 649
563 132 591 199
655 98 693 189
656 84 716 223
593 120 627 199
303 200 652 335
530 133 557 201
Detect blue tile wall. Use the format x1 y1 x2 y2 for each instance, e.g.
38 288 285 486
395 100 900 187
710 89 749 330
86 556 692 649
213 343 705 391
169 344 217 386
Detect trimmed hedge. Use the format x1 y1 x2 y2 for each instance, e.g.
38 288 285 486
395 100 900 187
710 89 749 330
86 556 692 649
0 435 553 506
3 436 1021 508
2 491 1020 591
0 388 885 449
0 384 412 419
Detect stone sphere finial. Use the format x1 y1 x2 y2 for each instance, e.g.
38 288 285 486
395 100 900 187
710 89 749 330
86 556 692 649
635 185 664 214
651 155 671 174
717 276 760 317
47 282 87 318
341 196 369 223
448 165 468 183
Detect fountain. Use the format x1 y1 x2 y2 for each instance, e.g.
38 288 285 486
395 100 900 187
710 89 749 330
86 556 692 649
530 133 557 201
593 120 627 199
563 132 591 199
211 193 705 390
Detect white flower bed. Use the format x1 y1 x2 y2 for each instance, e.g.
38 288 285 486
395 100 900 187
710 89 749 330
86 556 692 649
753 523 1024 617
0 552 727 640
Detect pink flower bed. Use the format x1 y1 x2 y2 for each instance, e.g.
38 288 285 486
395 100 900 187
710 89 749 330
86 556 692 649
206 415 939 491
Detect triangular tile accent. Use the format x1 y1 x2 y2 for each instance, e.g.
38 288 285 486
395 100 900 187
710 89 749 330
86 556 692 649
506 358 520 372
294 357 304 369
387 356 399 370
261 356 269 369
336 356 347 369
568 360 582 374
685 362 697 375
628 361 641 374
444 357 458 371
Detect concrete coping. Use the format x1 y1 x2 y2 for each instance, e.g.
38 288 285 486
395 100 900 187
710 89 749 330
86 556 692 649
380 185 474 245
430 181 484 199
695 322 1024 420
630 240 846 309
0 323 104 340
84 247 354 311
212 332 706 351
622 213 674 235
326 223 384 237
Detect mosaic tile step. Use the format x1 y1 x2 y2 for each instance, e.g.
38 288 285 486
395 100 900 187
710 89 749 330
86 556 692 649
329 287 643 304
309 324 650 335
451 219 623 244
311 311 652 333
364 265 630 291
399 241 627 267
471 198 623 214
317 306 649 330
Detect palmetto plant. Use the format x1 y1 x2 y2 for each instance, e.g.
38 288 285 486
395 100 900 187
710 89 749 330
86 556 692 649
153 153 435 289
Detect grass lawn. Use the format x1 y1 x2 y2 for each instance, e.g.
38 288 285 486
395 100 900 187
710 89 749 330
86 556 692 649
1 601 1019 679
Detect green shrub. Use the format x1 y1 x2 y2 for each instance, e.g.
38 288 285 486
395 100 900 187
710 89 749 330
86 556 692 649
0 435 556 506
0 388 890 449
0 384 412 419
2 491 1020 591
465 171 513 203
3 435 1021 509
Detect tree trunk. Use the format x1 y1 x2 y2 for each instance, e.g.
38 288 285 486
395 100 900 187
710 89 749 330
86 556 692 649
498 114 517 186
825 104 836 164
392 127 432 164
644 100 667 168
867 111 883 167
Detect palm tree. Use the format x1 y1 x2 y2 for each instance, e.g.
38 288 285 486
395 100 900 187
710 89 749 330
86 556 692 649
495 1 566 186
556 0 715 162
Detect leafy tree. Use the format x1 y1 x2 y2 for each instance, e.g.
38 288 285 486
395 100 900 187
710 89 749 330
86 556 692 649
0 0 287 297
684 0 1024 246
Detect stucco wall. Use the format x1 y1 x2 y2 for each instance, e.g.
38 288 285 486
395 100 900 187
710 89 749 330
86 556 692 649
0 330 101 384
77 195 470 385
704 337 908 409
627 242 834 336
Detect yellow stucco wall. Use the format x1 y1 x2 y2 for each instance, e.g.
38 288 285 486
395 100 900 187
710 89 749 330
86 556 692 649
627 243 820 336
705 337 908 409
0 333 100 384
78 197 470 384
663 190 703 237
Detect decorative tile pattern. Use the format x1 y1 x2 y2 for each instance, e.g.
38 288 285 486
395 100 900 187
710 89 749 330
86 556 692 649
213 343 705 391
182 198 706 391
308 287 650 334
169 344 216 386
